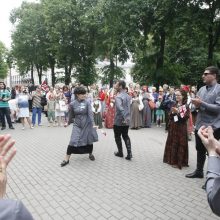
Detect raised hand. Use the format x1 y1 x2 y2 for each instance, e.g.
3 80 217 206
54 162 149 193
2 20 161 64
0 134 16 198
198 126 220 156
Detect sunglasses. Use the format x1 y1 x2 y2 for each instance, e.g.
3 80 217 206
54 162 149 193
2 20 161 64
203 72 211 76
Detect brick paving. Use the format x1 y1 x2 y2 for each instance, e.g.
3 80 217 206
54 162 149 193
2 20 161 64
2 117 219 220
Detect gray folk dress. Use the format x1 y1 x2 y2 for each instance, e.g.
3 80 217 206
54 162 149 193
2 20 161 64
67 98 98 154
130 97 142 129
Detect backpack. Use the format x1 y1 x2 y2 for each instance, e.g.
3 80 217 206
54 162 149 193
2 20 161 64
40 96 47 106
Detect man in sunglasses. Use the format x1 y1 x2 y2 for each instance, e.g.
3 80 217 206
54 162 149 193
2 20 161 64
186 66 220 184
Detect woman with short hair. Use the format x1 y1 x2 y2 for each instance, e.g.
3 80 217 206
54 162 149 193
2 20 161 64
61 86 98 167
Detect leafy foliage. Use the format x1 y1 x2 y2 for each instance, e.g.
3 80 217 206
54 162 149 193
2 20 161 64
8 0 220 86
0 42 8 79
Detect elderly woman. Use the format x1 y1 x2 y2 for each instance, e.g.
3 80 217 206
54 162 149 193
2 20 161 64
61 86 98 167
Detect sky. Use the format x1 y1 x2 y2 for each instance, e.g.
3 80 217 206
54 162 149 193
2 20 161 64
0 0 38 48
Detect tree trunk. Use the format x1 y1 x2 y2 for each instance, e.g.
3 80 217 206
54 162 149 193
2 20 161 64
156 29 166 70
51 65 55 87
109 58 114 88
207 25 214 65
48 55 56 87
156 29 166 85
36 64 42 85
64 64 72 85
64 64 68 85
31 64 34 85
39 66 42 85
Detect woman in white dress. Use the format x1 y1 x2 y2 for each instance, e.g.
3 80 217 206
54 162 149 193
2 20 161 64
55 89 67 126
16 87 33 130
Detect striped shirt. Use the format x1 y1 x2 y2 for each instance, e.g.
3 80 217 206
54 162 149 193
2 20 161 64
32 92 42 108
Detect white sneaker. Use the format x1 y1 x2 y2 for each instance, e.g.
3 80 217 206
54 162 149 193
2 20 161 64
30 126 34 129
22 127 25 130
156 125 159 127
160 125 162 128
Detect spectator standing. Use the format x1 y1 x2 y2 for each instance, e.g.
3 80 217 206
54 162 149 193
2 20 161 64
130 91 142 130
55 88 66 127
92 96 103 129
155 96 163 127
105 96 115 129
163 89 189 169
186 66 220 181
0 82 14 130
17 86 33 129
161 86 176 131
141 87 153 128
31 86 43 127
47 94 56 127
152 86 159 123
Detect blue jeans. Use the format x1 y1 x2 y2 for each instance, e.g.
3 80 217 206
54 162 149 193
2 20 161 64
32 107 42 125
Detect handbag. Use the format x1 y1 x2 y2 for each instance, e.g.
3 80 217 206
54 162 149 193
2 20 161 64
148 100 156 110
55 102 60 111
59 100 68 112
138 102 144 111
40 96 47 106
138 97 144 111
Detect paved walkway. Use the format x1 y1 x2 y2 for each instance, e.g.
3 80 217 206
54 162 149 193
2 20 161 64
3 118 219 220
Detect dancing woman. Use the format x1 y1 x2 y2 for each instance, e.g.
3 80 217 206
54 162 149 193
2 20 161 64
61 87 98 167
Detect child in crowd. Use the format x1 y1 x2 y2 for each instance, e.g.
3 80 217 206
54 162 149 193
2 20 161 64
47 94 56 127
155 96 163 127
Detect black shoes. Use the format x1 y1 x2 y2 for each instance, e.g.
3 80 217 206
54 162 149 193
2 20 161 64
114 152 133 160
202 184 206 190
89 154 95 161
125 154 132 160
60 160 69 167
185 170 204 178
1 127 15 130
114 152 123 157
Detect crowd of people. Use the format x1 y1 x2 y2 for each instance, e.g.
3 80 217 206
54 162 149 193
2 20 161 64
0 65 220 218
2 81 197 132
